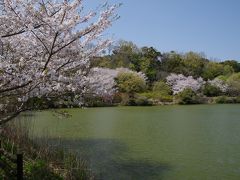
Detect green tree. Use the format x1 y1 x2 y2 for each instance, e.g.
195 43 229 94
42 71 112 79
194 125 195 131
161 51 185 74
111 40 141 69
227 73 240 96
221 60 240 72
93 40 141 69
139 47 162 83
182 51 207 77
91 56 112 68
115 72 147 94
202 62 233 80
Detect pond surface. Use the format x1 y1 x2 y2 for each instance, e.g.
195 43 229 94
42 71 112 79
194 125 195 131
20 104 240 180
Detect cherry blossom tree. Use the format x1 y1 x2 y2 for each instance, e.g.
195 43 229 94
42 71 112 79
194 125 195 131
87 67 147 98
87 67 119 97
208 78 229 93
166 73 205 95
0 0 119 124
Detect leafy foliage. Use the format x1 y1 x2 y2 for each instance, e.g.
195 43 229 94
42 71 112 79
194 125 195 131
25 160 62 180
227 73 240 96
177 88 200 104
220 60 240 72
115 72 147 94
152 81 172 95
203 83 222 97
202 62 234 80
214 96 239 104
140 92 173 103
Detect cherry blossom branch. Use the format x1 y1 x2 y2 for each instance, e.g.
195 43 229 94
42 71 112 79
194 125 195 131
0 81 32 94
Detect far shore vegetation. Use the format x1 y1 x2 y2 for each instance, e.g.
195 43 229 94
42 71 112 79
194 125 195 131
29 41 240 108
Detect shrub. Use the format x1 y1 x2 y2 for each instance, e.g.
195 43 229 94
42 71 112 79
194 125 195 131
119 93 130 105
25 160 62 180
177 88 200 104
133 94 153 106
152 81 172 95
217 75 228 82
117 93 152 106
214 96 227 104
202 83 222 97
236 96 240 103
140 92 173 102
214 96 237 104
115 72 147 93
84 95 109 107
227 73 240 96
112 93 122 104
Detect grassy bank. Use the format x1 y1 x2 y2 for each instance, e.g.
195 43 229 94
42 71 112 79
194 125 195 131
0 120 94 180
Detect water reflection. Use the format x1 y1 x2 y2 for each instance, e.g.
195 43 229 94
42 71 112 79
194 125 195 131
42 138 171 180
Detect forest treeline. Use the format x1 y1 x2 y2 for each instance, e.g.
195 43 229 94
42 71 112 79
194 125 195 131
92 41 240 82
88 40 240 105
27 40 240 108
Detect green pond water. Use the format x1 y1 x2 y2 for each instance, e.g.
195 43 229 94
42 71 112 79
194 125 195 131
19 104 240 180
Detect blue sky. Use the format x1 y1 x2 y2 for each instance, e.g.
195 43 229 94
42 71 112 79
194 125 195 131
89 0 240 61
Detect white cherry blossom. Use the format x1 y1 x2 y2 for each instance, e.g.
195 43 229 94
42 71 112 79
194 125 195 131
87 67 147 97
166 73 205 94
0 0 119 124
208 78 229 93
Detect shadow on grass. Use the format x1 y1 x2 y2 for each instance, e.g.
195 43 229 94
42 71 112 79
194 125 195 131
36 138 172 180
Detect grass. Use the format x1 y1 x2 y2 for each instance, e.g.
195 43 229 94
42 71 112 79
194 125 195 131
0 119 94 180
